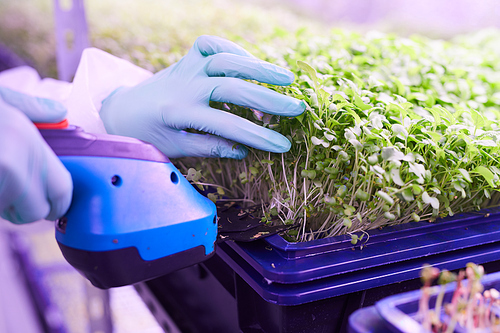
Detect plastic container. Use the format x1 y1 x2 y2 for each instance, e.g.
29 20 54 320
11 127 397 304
374 270 500 333
378 271 500 332
147 207 500 332
348 306 392 333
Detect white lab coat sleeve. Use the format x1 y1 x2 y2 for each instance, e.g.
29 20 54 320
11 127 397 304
0 47 154 134
0 66 73 103
67 48 154 133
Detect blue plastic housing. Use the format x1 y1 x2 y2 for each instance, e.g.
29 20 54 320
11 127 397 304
56 155 217 261
40 126 219 287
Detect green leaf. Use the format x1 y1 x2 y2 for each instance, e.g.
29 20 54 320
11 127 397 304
249 166 259 176
422 191 439 209
412 213 420 222
391 76 406 96
344 206 354 216
390 168 405 186
324 167 339 175
381 147 405 162
310 93 319 108
392 124 408 138
426 107 442 131
356 189 370 201
261 159 274 165
207 193 217 203
186 168 202 182
425 131 442 142
337 185 348 198
384 212 396 220
457 168 472 183
376 191 394 205
297 60 318 88
402 188 415 202
452 181 466 198
324 132 336 141
472 166 496 188
301 169 317 180
346 108 362 125
367 154 379 165
412 184 424 195
332 94 348 103
470 109 485 130
354 93 371 111
311 136 329 147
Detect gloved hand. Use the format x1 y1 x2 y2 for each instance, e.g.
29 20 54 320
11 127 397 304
100 35 305 159
0 87 73 223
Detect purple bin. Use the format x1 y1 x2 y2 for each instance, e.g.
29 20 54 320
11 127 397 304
145 206 500 332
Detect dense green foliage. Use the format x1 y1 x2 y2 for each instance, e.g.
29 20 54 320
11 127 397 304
3 1 500 243
0 0 321 77
180 29 500 242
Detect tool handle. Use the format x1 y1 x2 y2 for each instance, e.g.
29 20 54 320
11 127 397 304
35 122 217 289
39 125 170 163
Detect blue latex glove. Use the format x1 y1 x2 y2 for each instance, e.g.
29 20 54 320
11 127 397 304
100 35 306 159
0 87 73 223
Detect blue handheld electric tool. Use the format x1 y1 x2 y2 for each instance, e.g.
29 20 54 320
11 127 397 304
40 124 217 288
38 123 296 289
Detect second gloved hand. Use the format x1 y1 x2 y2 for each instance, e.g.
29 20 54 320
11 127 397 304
100 35 306 159
0 87 73 223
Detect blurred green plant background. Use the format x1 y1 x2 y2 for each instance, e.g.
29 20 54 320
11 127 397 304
0 0 324 78
2 0 500 78
4 0 500 241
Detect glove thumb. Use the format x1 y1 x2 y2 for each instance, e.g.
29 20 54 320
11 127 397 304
0 86 67 123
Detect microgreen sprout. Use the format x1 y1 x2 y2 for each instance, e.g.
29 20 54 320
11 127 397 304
417 263 500 332
5 0 500 242
177 29 500 242
418 264 440 331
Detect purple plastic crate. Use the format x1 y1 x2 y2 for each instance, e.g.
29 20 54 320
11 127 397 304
348 306 392 333
375 270 500 332
145 207 500 333
216 207 500 306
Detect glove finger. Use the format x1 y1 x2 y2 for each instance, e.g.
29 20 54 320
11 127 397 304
0 86 67 123
194 35 255 58
170 106 292 153
0 109 72 223
153 129 249 159
210 77 305 117
205 53 294 86
7 173 50 224
2 144 71 223
0 149 49 224
44 144 73 221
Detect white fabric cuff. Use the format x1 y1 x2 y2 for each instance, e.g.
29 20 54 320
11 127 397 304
0 47 154 134
67 48 153 133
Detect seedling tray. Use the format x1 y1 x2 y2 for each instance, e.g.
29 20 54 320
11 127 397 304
218 206 500 305
348 306 392 333
146 207 500 332
374 270 500 332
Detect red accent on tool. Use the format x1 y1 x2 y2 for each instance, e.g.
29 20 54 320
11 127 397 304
34 119 69 129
